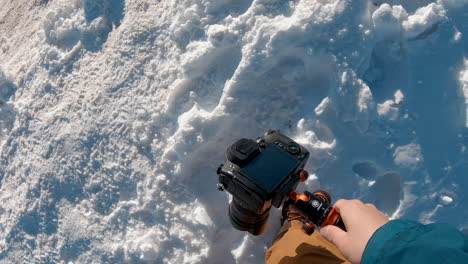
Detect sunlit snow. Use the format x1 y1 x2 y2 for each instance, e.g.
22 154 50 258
0 0 467 263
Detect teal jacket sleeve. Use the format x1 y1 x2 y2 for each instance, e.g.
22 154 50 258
362 220 468 264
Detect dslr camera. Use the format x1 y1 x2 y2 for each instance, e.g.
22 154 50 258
216 130 310 235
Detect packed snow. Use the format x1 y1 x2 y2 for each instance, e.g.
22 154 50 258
0 0 467 263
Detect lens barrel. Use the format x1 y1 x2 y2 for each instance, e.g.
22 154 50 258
228 199 270 235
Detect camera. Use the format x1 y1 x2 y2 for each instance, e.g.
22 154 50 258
216 130 310 235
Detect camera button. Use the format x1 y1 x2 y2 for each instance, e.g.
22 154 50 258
287 143 301 154
299 170 309 182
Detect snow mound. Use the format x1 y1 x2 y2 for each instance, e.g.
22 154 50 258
394 143 423 168
0 0 467 263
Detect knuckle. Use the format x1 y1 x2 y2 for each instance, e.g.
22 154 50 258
334 199 346 207
334 199 351 210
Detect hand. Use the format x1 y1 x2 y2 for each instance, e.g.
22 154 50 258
320 199 390 264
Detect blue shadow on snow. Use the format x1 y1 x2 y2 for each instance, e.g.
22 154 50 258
82 0 125 52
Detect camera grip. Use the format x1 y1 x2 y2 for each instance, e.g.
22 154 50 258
335 218 346 231
288 190 347 231
322 207 347 231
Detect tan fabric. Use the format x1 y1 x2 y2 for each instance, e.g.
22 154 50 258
265 221 351 264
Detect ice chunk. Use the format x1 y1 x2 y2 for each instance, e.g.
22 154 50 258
372 4 408 40
453 31 462 42
394 90 404 104
358 81 373 112
377 100 399 120
403 3 446 39
377 90 404 120
193 205 213 226
394 143 423 168
315 97 330 116
440 195 454 205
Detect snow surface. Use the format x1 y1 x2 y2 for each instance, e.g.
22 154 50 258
0 0 467 263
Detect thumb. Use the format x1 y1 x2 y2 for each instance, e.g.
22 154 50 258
320 225 348 249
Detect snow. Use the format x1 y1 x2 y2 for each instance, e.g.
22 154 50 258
394 143 423 167
372 4 408 40
0 0 467 263
461 59 468 126
440 195 454 205
403 3 446 39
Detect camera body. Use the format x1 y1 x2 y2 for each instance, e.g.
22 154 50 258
217 130 310 235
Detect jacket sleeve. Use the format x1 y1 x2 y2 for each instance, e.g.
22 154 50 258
362 219 468 264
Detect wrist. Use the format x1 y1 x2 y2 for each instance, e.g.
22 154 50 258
361 220 419 264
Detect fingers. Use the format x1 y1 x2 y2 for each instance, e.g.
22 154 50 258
334 199 365 211
325 199 387 264
320 225 348 250
333 199 346 212
333 199 365 223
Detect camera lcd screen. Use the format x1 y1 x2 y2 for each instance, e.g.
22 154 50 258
241 144 300 193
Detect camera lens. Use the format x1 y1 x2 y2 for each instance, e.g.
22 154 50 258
228 199 270 235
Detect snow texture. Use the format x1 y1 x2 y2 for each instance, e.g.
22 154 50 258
0 0 467 263
393 143 423 168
